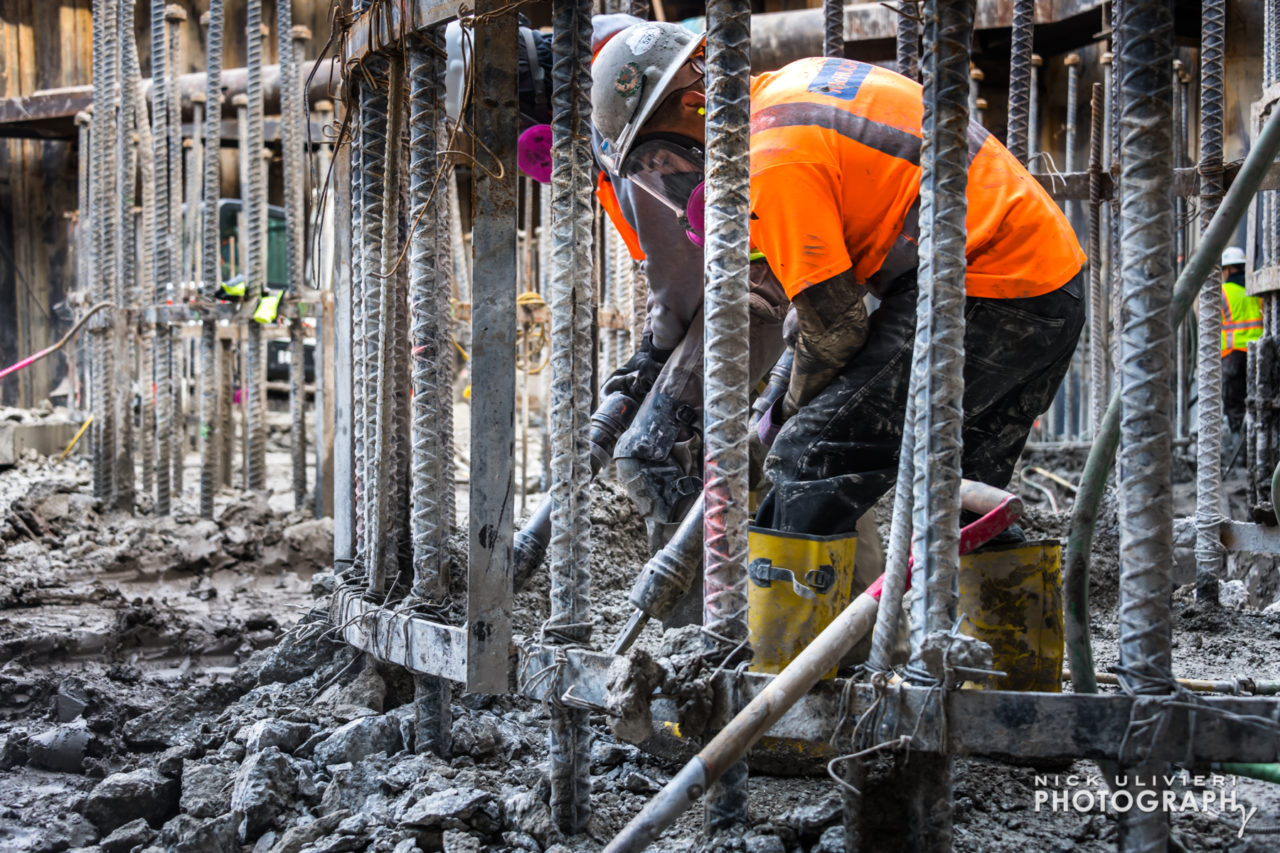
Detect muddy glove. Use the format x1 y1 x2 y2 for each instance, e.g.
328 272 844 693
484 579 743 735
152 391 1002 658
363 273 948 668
601 334 672 402
785 273 869 417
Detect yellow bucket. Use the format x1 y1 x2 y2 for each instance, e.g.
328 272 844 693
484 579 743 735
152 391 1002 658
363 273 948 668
957 539 1064 692
746 527 857 677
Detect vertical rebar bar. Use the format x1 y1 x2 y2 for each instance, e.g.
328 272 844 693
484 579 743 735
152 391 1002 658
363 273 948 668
115 0 138 510
351 78 368 572
823 0 842 59
436 165 456 539
92 0 119 504
131 43 156 496
1173 61 1188 440
186 103 204 290
219 338 234 486
1028 53 1041 168
370 57 405 595
867 391 918 673
200 0 224 519
1107 34 1123 388
245 0 267 491
897 0 920 81
909 0 970 665
359 58 390 587
1006 0 1033 163
1195 0 1226 606
547 0 595 833
76 111 91 432
1115 0 1176 848
333 126 354 558
281 10 308 510
906 0 973 846
168 7 188 504
408 27 452 757
702 0 753 833
313 96 334 517
151 0 173 515
1088 83 1106 437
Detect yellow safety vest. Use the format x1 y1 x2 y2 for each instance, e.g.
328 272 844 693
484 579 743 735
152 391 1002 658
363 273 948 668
1221 279 1263 357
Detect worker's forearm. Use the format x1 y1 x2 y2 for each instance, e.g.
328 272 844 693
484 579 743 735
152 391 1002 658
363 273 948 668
784 275 869 415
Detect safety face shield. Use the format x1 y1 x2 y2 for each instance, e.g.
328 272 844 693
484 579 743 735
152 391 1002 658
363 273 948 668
620 134 706 235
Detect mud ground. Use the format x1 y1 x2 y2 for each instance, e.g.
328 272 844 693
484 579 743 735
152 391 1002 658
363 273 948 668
1 413 1279 853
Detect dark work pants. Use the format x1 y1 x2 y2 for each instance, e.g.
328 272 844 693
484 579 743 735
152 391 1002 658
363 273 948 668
759 272 1085 536
1223 350 1248 432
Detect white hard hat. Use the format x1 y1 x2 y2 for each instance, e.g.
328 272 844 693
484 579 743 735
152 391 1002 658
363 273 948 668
1221 246 1247 268
590 22 706 176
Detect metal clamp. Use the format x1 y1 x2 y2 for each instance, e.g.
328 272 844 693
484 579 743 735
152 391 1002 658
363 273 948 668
748 558 835 599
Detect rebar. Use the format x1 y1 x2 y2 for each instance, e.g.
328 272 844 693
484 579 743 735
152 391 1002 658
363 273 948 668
358 58 390 587
408 29 451 756
823 0 842 59
1028 53 1041 167
1115 0 1176 847
1195 0 1226 606
370 56 405 595
333 132 354 562
219 338 234 486
245 0 268 491
905 0 973 845
436 155 456 537
91 0 119 504
199 0 224 519
313 96 335 517
866 394 918 674
351 76 368 571
115 0 138 510
1173 62 1187 440
281 10 308 510
909 0 970 657
1088 83 1107 437
1108 24 1122 387
1006 0 1033 163
151 0 173 514
896 0 920 81
75 111 91 429
547 0 595 833
701 0 753 833
1061 52 1081 440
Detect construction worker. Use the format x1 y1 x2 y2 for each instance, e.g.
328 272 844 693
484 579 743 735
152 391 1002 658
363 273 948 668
1220 246 1263 433
448 17 883 634
591 24 1085 663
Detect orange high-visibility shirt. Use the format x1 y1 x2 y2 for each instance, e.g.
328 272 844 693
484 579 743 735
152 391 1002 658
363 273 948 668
748 58 1085 301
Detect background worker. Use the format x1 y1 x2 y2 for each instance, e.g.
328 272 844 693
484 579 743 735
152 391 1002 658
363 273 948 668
1220 246 1263 434
591 23 1085 607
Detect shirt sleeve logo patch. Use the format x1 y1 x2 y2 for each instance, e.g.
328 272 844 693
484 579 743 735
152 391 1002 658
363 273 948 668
806 58 871 102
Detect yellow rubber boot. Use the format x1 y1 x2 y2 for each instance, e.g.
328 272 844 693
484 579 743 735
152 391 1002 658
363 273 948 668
957 539 1064 692
747 527 857 678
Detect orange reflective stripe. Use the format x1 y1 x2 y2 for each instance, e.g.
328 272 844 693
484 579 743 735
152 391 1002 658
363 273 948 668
596 172 645 261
